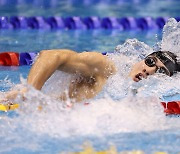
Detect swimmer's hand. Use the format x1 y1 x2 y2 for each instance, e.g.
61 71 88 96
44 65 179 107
0 87 28 103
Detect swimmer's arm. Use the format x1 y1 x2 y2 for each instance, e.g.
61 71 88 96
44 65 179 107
28 50 116 90
27 49 77 90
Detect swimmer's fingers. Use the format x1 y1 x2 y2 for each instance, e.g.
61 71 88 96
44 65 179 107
0 97 9 104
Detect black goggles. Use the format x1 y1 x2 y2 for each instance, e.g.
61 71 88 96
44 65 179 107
144 56 157 67
144 56 170 75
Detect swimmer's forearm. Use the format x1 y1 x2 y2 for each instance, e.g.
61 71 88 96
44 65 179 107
4 87 27 101
27 51 62 90
5 91 19 100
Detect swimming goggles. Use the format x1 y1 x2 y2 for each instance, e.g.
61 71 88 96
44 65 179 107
144 56 170 75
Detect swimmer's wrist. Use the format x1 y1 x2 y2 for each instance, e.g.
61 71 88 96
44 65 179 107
5 87 27 100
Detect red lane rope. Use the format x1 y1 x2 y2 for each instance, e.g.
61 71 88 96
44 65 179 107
0 52 19 66
161 101 180 115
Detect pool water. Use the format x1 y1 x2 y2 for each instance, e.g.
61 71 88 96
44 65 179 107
0 29 160 52
0 1 180 154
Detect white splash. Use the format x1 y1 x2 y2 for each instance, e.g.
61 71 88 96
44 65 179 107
114 38 154 60
161 18 180 57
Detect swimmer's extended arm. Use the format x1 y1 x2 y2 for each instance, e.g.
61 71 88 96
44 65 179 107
27 49 116 90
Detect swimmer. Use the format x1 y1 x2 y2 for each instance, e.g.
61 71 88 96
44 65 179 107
2 49 180 103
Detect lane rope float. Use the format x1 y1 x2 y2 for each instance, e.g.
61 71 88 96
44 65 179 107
0 52 19 66
0 103 19 112
161 101 180 115
0 52 37 66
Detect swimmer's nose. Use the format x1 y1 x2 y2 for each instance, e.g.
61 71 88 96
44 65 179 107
142 69 149 79
142 69 147 79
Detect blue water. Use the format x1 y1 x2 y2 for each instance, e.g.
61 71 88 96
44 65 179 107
0 66 29 91
1 130 180 154
0 29 161 52
0 0 180 154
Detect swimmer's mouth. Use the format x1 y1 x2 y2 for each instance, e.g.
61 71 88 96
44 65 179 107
134 73 143 82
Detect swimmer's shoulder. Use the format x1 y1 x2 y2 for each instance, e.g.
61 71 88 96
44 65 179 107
77 51 116 76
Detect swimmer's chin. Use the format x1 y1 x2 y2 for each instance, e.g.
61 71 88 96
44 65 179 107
132 77 141 82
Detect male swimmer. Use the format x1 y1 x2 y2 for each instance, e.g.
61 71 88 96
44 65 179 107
2 49 180 103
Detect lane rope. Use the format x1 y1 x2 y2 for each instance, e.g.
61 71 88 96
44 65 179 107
0 52 37 66
0 51 110 66
0 16 179 30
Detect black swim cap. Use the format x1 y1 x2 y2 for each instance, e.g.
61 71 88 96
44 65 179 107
146 51 179 76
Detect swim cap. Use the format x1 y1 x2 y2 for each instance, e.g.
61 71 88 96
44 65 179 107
177 62 180 72
146 51 179 76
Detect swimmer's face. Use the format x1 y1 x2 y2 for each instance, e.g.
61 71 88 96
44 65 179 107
129 57 169 82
